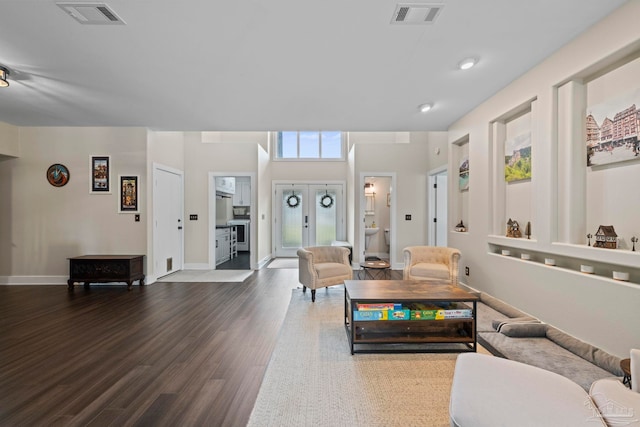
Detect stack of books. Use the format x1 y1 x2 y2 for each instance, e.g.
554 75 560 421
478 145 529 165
352 302 472 321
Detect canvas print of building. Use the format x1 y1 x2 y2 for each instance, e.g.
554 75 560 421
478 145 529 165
459 157 469 191
586 88 640 167
504 132 532 182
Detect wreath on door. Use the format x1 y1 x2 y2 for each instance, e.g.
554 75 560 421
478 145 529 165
319 194 334 208
286 194 300 208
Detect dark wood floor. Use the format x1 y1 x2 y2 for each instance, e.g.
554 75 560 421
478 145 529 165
0 266 402 427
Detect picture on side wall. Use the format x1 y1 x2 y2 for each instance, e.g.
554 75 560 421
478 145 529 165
119 175 139 213
586 87 640 167
90 155 110 193
459 156 469 191
504 131 532 182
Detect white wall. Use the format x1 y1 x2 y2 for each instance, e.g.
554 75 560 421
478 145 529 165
0 127 147 281
0 121 19 158
448 1 640 357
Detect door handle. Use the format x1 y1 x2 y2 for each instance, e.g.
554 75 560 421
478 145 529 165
178 226 183 230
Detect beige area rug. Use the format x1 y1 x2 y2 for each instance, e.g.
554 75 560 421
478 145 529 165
155 269 253 283
248 287 489 427
267 258 299 269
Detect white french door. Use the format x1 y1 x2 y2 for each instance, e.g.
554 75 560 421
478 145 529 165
274 183 343 257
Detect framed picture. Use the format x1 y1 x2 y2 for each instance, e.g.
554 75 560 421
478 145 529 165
459 156 469 191
504 131 532 182
119 175 139 213
90 155 110 193
586 87 640 167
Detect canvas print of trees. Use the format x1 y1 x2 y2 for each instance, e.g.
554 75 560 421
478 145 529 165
585 88 640 167
504 132 532 182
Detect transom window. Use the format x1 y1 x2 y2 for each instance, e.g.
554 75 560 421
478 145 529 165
275 131 345 160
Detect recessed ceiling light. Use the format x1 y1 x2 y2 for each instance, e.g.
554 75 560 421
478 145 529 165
458 57 478 70
418 103 433 113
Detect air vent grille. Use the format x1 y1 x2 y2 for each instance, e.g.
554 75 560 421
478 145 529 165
56 2 125 25
391 3 443 25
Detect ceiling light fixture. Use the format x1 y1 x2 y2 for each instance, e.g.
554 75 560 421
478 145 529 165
0 67 9 88
458 57 478 70
418 103 433 113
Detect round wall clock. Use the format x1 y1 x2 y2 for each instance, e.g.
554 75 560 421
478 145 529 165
46 163 70 187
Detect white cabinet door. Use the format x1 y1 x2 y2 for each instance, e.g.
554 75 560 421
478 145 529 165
233 181 250 206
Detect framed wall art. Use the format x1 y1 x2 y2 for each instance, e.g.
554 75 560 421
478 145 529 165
586 87 640 167
119 175 139 213
459 156 469 191
46 163 70 187
90 155 110 193
504 131 532 182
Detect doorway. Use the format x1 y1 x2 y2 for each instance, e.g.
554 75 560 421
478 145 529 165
273 183 344 257
359 173 396 267
208 172 256 270
428 167 448 246
153 164 184 278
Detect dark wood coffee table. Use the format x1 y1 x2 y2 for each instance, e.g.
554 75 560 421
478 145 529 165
344 279 478 354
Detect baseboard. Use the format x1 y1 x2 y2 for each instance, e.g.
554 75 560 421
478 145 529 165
257 255 272 270
0 275 67 285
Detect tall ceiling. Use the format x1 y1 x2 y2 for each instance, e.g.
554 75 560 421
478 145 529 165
0 0 628 131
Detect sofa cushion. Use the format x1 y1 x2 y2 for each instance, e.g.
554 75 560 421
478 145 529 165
499 322 547 338
476 302 512 333
590 378 640 426
449 353 605 427
546 326 623 377
409 262 449 280
480 292 529 318
479 332 616 391
314 262 351 279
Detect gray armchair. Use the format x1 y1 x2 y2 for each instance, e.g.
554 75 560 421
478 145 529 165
297 246 352 302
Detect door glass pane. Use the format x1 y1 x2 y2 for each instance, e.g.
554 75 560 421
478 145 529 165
315 189 337 245
282 190 302 248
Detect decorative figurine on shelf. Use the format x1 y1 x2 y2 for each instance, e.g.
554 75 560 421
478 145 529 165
593 225 618 249
506 218 522 238
587 233 593 246
525 221 531 240
631 236 638 252
455 220 467 232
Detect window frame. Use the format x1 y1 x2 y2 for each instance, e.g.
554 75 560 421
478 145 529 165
273 131 347 161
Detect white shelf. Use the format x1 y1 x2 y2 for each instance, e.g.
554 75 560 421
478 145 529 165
550 242 640 268
487 235 538 250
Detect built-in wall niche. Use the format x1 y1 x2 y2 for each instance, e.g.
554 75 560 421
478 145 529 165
452 135 469 233
557 53 640 251
489 97 537 240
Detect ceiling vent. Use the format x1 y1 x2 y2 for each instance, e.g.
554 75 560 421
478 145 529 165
56 2 125 25
391 3 443 25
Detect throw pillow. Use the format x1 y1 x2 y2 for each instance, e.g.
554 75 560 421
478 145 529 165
499 322 547 338
491 316 539 331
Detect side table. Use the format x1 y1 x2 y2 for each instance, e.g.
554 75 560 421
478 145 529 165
621 358 631 388
358 260 390 280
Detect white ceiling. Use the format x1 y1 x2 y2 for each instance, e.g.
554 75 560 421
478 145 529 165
0 0 628 132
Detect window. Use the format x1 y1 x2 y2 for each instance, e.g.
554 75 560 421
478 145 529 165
275 131 345 160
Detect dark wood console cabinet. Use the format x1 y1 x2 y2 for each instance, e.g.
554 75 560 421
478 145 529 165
68 255 145 290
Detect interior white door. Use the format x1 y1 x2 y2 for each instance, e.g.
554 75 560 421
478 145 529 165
274 184 342 257
154 167 184 277
435 172 448 246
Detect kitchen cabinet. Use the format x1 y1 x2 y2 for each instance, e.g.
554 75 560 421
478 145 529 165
232 179 250 206
216 227 231 265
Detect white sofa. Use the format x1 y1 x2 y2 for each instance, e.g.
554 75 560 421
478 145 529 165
450 353 640 427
